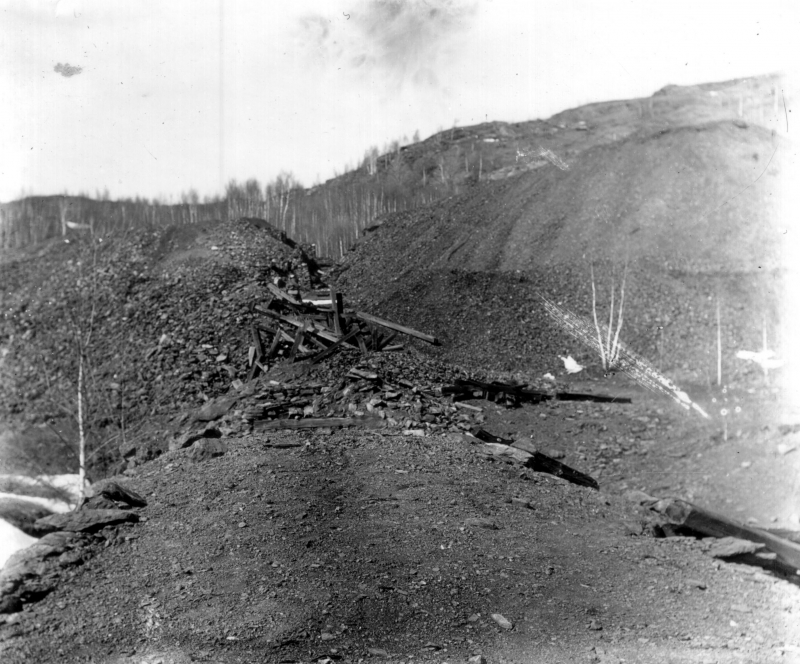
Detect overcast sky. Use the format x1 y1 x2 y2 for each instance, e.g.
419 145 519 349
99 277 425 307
1 0 796 203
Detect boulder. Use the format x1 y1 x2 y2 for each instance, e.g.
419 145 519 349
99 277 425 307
169 426 221 452
34 509 139 534
189 438 228 462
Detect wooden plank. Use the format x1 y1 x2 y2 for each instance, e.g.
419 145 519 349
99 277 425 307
289 322 307 361
251 325 265 359
331 289 344 335
254 417 385 431
512 439 599 490
555 392 632 404
307 334 327 351
347 368 379 381
267 282 303 306
468 429 598 490
309 327 360 365
355 311 439 345
258 308 340 343
378 331 398 350
246 360 261 382
657 498 800 571
266 327 283 360
356 333 368 355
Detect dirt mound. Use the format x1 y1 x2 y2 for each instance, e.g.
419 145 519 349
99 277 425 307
0 218 320 476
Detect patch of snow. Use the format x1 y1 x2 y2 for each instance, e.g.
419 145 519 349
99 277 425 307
559 355 584 374
0 492 74 513
0 519 37 568
0 474 85 569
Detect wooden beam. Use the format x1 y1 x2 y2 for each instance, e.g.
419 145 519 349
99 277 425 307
289 322 307 361
309 327 360 364
266 327 283 360
267 282 303 306
251 325 265 359
656 498 800 571
355 311 439 345
469 429 598 490
258 308 340 343
331 288 344 335
378 331 398 350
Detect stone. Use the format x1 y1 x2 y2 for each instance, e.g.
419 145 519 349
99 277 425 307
81 495 119 510
194 397 237 422
169 426 222 452
464 517 499 530
98 481 147 508
38 531 85 549
491 613 513 630
189 438 228 462
34 509 139 534
119 437 138 459
468 656 487 664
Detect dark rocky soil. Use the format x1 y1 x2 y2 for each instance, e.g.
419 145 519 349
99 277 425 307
1 360 799 664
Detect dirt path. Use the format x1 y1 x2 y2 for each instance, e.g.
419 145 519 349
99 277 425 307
1 380 799 664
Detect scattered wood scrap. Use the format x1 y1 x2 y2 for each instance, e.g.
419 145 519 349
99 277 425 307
654 498 800 572
470 428 599 490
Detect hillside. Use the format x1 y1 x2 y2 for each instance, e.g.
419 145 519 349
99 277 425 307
333 80 791 386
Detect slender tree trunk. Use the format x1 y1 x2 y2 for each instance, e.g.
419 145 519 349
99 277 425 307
78 350 86 500
716 297 722 385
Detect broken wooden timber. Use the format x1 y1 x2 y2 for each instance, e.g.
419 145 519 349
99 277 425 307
654 498 800 571
246 325 267 381
255 417 386 431
267 283 303 306
355 311 439 345
308 327 361 364
251 324 266 359
289 322 307 361
555 392 632 404
257 307 340 344
331 289 345 335
443 379 630 406
470 428 598 490
445 379 550 405
511 439 599 490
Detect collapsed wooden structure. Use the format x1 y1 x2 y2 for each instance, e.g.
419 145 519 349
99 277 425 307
246 284 439 381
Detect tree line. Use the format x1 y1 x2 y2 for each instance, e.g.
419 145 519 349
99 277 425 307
1 127 498 257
